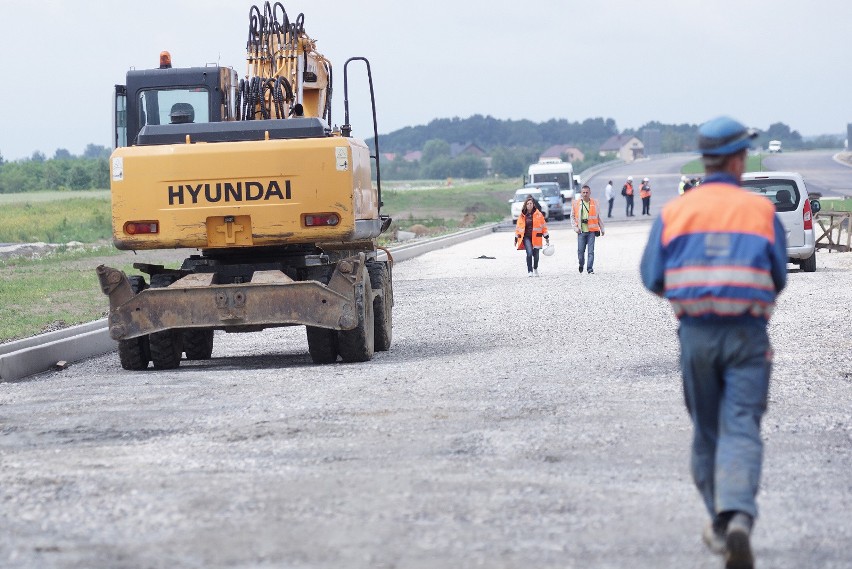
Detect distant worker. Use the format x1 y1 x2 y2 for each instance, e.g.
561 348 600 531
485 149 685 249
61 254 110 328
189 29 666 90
678 175 688 195
604 180 614 218
514 195 550 277
572 185 605 274
622 176 635 216
639 177 652 215
640 116 787 569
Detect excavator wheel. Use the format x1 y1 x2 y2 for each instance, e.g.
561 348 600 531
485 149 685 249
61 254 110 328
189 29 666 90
148 274 182 369
337 269 375 363
149 330 183 370
118 276 151 370
367 261 392 352
183 329 214 360
306 326 339 364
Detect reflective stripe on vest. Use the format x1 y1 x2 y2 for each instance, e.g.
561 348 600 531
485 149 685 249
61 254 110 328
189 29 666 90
670 297 775 319
665 266 775 291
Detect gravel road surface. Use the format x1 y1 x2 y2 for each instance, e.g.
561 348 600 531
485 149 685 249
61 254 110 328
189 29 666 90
2 220 851 569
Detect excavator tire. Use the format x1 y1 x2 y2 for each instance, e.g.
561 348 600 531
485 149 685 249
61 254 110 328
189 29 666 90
183 329 215 360
148 273 182 369
150 330 182 369
337 269 375 363
118 276 151 370
367 261 392 352
306 326 339 364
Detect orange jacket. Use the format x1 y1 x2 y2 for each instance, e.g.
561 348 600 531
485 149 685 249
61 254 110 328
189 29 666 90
515 209 549 249
640 182 651 199
624 182 634 196
572 198 601 233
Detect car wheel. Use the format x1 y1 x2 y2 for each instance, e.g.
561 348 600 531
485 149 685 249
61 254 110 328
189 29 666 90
800 251 817 272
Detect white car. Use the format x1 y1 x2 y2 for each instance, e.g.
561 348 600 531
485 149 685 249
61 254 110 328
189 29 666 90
510 188 548 222
740 171 819 272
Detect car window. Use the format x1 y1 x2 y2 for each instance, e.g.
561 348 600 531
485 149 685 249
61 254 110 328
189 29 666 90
514 192 541 202
741 179 800 212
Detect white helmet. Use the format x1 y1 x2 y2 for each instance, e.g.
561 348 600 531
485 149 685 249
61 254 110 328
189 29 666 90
681 175 688 182
643 177 649 182
542 243 555 256
627 176 633 181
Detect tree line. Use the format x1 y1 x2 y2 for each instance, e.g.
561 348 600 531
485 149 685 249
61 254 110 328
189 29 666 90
0 145 111 193
372 115 844 180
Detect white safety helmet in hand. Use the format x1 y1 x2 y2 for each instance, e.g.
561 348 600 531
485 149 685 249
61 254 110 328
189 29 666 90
542 243 555 256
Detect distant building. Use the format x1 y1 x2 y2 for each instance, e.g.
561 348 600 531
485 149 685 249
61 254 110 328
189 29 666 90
450 142 487 158
599 134 645 162
403 150 423 162
540 144 585 163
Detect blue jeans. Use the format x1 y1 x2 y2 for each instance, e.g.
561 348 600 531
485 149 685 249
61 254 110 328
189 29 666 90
679 321 771 519
523 237 539 272
577 232 596 271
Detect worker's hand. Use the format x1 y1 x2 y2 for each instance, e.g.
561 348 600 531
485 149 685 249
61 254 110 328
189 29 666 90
599 230 605 237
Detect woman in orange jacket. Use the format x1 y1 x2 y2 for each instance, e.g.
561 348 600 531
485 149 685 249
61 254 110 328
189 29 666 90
515 195 550 276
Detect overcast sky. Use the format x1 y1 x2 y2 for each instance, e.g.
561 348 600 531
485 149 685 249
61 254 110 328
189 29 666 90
0 0 849 161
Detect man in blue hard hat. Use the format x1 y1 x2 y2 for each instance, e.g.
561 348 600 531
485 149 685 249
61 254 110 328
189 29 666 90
639 116 788 569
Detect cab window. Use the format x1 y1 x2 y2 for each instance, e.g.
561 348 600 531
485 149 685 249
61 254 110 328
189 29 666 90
138 88 210 128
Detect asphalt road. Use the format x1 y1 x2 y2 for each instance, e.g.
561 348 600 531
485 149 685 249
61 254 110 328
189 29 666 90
1 220 850 569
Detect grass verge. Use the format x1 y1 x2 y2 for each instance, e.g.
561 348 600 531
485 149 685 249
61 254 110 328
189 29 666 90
681 154 765 175
0 247 185 343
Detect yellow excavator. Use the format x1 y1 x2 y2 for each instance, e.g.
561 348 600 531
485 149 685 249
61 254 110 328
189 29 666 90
97 2 392 369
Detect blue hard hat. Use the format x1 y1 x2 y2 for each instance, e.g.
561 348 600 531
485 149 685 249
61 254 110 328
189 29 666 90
697 116 758 156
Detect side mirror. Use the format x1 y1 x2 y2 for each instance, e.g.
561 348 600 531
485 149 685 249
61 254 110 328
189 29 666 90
810 199 821 214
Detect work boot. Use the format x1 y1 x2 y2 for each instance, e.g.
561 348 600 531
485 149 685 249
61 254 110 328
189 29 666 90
578 265 584 273
702 516 727 555
725 512 754 569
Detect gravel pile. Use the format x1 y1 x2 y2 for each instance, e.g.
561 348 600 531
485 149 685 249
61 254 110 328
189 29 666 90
0 220 850 568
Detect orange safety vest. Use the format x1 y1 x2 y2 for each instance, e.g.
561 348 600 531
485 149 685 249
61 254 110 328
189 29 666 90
624 182 634 196
515 209 549 249
640 182 651 199
573 198 601 233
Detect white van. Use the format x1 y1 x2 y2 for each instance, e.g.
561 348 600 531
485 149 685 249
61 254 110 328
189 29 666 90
527 159 574 194
740 171 819 271
767 140 782 153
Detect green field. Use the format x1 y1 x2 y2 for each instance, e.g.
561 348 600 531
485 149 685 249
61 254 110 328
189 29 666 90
0 179 519 342
0 195 112 243
381 178 520 229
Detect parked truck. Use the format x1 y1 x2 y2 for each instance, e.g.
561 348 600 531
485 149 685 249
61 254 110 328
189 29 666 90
97 2 393 370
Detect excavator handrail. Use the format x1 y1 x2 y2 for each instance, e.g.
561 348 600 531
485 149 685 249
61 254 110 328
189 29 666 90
342 57 382 211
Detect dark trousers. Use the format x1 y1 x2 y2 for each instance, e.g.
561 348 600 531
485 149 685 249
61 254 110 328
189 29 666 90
626 195 634 216
523 237 539 272
642 196 650 215
607 197 614 217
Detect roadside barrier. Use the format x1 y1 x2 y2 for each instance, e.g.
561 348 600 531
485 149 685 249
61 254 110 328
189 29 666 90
815 211 851 253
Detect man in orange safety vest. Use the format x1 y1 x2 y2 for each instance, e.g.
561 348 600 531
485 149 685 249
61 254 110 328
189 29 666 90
571 185 605 274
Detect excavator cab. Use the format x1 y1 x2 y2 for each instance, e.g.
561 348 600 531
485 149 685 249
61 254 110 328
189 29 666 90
113 64 238 148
